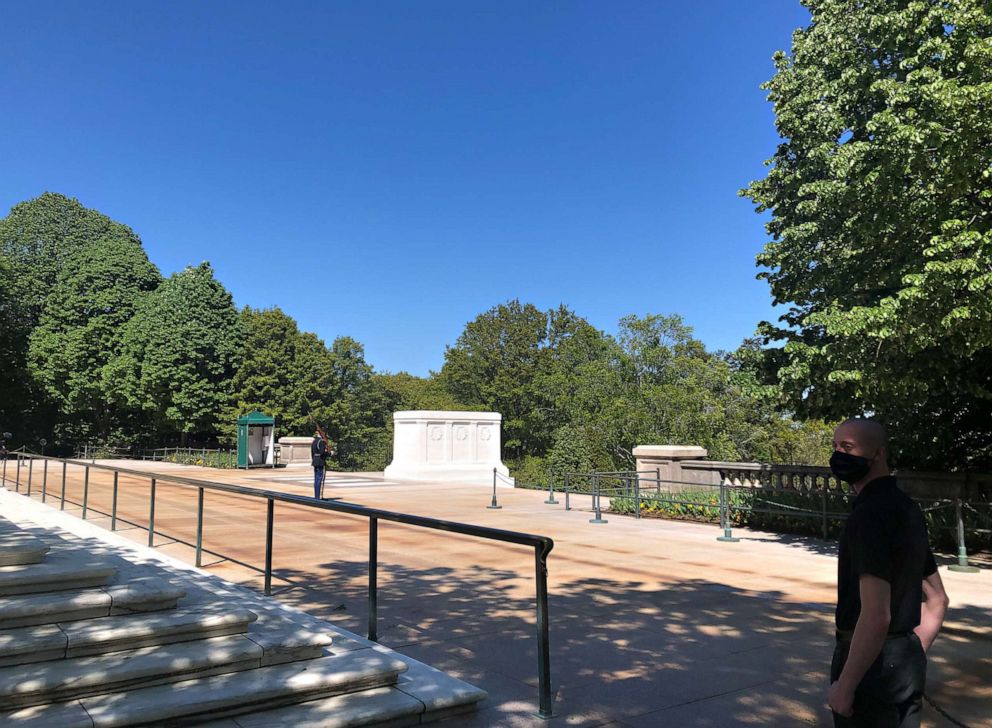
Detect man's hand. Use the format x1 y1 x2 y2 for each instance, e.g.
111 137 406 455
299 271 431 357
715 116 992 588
828 680 854 717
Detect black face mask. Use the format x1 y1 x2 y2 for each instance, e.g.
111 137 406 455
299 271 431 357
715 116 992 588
829 451 873 484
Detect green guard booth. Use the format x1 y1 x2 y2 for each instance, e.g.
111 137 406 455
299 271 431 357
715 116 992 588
236 411 276 468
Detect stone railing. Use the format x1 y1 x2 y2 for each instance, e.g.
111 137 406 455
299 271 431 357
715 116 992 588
679 460 992 502
632 444 991 501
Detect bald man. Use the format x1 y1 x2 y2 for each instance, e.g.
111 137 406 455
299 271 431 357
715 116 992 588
827 419 949 727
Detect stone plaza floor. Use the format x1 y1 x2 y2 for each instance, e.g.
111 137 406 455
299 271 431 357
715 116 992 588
4 459 990 727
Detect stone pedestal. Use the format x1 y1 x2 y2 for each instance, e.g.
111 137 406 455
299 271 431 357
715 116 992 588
633 445 709 490
278 437 313 467
384 411 513 486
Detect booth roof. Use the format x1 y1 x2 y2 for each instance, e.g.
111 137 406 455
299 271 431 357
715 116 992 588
236 410 275 425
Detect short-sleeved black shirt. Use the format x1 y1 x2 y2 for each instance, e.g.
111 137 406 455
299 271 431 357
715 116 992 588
836 475 937 633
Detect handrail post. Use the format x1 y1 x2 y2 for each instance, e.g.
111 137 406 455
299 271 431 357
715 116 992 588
564 474 571 511
264 497 275 595
948 497 979 573
41 458 48 502
27 457 33 496
716 477 739 542
820 481 828 539
60 461 67 510
148 478 156 546
1 453 6 485
545 468 558 505
15 454 21 491
368 516 378 641
535 544 553 719
487 467 502 509
111 472 119 531
195 487 205 567
589 474 607 524
634 475 641 519
82 465 90 519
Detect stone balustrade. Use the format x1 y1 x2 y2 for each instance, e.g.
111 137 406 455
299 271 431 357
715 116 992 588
634 445 992 501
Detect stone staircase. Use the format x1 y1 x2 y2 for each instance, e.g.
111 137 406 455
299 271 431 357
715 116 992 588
0 511 485 727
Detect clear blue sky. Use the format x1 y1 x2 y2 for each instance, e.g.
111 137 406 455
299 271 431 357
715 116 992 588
1 1 809 376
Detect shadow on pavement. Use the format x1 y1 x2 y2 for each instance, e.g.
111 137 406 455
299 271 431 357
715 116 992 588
265 560 990 727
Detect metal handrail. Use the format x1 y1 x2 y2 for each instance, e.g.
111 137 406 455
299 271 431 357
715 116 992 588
4 452 556 718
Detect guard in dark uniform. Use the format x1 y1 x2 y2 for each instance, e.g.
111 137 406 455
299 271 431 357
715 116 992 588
311 426 329 499
827 419 949 727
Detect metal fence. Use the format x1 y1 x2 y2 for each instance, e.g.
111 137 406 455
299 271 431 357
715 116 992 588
140 447 239 469
1 451 556 717
558 469 987 573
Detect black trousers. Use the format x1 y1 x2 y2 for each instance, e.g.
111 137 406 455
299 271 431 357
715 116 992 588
831 633 926 728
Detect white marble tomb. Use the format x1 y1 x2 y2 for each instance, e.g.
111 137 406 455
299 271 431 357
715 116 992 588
383 411 514 486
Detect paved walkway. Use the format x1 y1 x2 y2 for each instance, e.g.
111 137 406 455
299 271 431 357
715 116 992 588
3 459 990 727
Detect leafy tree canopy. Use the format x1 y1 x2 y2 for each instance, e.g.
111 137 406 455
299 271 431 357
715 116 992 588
375 372 465 412
108 263 240 440
28 236 161 442
743 0 992 468
0 192 144 323
0 255 46 440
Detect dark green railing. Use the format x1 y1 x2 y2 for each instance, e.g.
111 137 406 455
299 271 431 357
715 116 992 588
560 469 986 573
2 451 556 718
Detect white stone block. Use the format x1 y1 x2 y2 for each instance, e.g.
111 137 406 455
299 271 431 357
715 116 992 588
384 411 513 486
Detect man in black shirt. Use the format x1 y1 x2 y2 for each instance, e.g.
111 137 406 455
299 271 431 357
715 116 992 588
827 419 949 727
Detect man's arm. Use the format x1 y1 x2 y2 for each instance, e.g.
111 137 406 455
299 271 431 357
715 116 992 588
915 571 949 652
829 575 891 716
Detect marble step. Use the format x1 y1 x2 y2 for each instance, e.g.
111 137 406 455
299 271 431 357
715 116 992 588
0 650 408 727
222 658 488 727
0 552 116 596
0 633 264 710
0 577 186 629
0 606 259 667
0 532 50 567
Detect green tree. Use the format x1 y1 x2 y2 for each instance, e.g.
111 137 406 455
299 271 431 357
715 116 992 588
0 255 48 443
743 1 992 468
27 237 162 443
325 337 388 440
0 193 144 324
319 337 393 470
440 301 587 457
375 372 465 412
284 332 337 436
108 263 240 442
227 307 308 434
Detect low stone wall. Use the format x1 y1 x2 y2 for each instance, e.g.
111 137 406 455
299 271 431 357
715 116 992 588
277 436 313 467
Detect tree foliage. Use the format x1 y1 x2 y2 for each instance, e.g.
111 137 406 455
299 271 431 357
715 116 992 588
0 193 149 441
108 263 240 441
28 236 161 442
0 192 144 324
0 256 45 439
0 192 835 472
743 0 992 468
439 300 559 457
227 307 311 435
